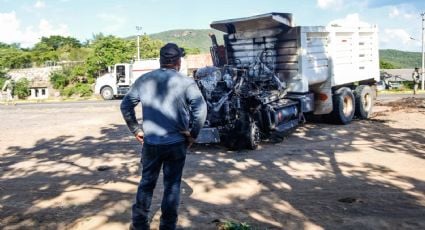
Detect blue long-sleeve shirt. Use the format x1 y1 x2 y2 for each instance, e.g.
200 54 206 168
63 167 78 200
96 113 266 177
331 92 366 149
120 68 207 145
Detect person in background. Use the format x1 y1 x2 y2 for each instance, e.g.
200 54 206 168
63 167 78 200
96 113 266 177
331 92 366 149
412 67 421 95
2 76 14 105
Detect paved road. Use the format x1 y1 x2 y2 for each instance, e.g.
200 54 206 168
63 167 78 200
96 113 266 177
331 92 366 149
1 93 424 110
0 99 121 109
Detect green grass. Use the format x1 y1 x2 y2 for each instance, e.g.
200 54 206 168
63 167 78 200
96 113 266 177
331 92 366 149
218 220 252 230
378 89 425 94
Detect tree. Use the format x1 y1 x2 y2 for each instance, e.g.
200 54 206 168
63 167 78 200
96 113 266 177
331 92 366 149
30 49 59 66
50 70 70 90
30 36 83 66
67 47 92 61
0 69 7 88
0 42 20 49
380 60 399 69
182 46 201 55
14 78 30 99
35 35 81 51
0 48 32 69
50 65 93 97
138 35 164 59
85 35 134 77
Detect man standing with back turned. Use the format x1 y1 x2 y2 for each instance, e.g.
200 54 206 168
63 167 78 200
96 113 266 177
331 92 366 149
120 43 207 230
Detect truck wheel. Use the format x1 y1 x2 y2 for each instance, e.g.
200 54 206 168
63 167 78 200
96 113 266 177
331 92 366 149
247 122 260 150
101 86 114 100
354 85 373 119
326 87 355 125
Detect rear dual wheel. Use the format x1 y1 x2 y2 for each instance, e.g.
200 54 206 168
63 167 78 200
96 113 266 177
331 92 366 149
354 85 374 119
325 85 374 124
325 87 355 124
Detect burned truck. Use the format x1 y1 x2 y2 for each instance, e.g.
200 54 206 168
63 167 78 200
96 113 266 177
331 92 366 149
194 13 379 149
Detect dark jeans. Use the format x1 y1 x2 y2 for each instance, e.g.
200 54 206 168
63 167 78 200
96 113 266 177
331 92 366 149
131 141 187 230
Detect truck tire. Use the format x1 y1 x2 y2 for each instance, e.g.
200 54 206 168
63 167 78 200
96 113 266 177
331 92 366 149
101 86 114 100
247 122 260 150
325 87 355 125
354 85 373 119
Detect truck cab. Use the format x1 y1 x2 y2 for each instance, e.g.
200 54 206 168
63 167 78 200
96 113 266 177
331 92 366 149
94 63 132 100
94 59 160 100
94 58 187 100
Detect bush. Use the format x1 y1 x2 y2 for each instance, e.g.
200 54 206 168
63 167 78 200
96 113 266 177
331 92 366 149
71 65 86 77
402 81 414 90
14 78 30 99
60 83 93 98
50 71 69 89
61 86 76 97
0 77 6 89
75 83 92 97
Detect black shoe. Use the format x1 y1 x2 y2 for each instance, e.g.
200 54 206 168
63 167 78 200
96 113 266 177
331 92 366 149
130 223 150 230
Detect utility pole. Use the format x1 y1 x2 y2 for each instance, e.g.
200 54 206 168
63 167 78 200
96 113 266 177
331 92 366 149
136 26 142 61
421 12 425 90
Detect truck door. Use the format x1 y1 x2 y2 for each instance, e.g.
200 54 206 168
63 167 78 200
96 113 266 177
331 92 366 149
116 65 129 85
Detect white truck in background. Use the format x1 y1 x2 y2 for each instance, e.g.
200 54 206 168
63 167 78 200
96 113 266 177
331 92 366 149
94 59 188 100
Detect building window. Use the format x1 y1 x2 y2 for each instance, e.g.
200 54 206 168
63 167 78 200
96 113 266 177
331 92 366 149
42 89 46 96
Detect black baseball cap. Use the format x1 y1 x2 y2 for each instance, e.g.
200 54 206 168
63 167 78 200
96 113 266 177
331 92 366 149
160 43 185 63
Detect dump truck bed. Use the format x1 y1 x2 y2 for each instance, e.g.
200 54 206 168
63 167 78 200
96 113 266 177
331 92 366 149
211 13 379 93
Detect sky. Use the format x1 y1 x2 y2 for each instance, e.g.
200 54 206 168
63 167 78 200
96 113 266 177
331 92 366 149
1 0 425 51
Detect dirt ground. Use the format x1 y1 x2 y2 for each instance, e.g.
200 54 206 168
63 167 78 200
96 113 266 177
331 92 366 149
1 97 425 230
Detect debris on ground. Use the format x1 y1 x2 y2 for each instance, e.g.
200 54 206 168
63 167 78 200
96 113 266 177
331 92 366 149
338 197 364 204
376 97 425 111
96 165 112 171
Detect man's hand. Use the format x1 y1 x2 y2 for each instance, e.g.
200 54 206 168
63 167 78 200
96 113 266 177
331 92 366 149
135 131 144 145
180 131 195 148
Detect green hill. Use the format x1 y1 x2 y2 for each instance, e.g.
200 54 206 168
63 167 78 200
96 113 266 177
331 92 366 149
148 29 224 53
379 49 421 69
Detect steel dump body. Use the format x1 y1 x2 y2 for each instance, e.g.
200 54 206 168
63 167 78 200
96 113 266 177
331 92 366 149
211 13 379 94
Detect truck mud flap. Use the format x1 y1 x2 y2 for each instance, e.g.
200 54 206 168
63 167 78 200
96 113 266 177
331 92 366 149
195 127 221 144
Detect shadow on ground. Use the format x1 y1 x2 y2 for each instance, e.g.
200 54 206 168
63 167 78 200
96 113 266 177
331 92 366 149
1 116 425 229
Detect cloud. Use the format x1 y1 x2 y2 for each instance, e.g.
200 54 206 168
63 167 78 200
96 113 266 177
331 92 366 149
381 29 415 45
34 0 46 9
317 0 344 9
0 11 69 47
380 28 420 50
328 13 371 27
38 19 69 36
97 13 127 33
388 6 415 19
368 0 425 8
389 7 400 17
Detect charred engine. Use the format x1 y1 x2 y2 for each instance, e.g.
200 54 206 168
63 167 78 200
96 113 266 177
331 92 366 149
195 51 301 149
194 13 308 149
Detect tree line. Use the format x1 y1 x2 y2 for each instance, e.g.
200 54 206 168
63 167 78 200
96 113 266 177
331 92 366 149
0 34 199 99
